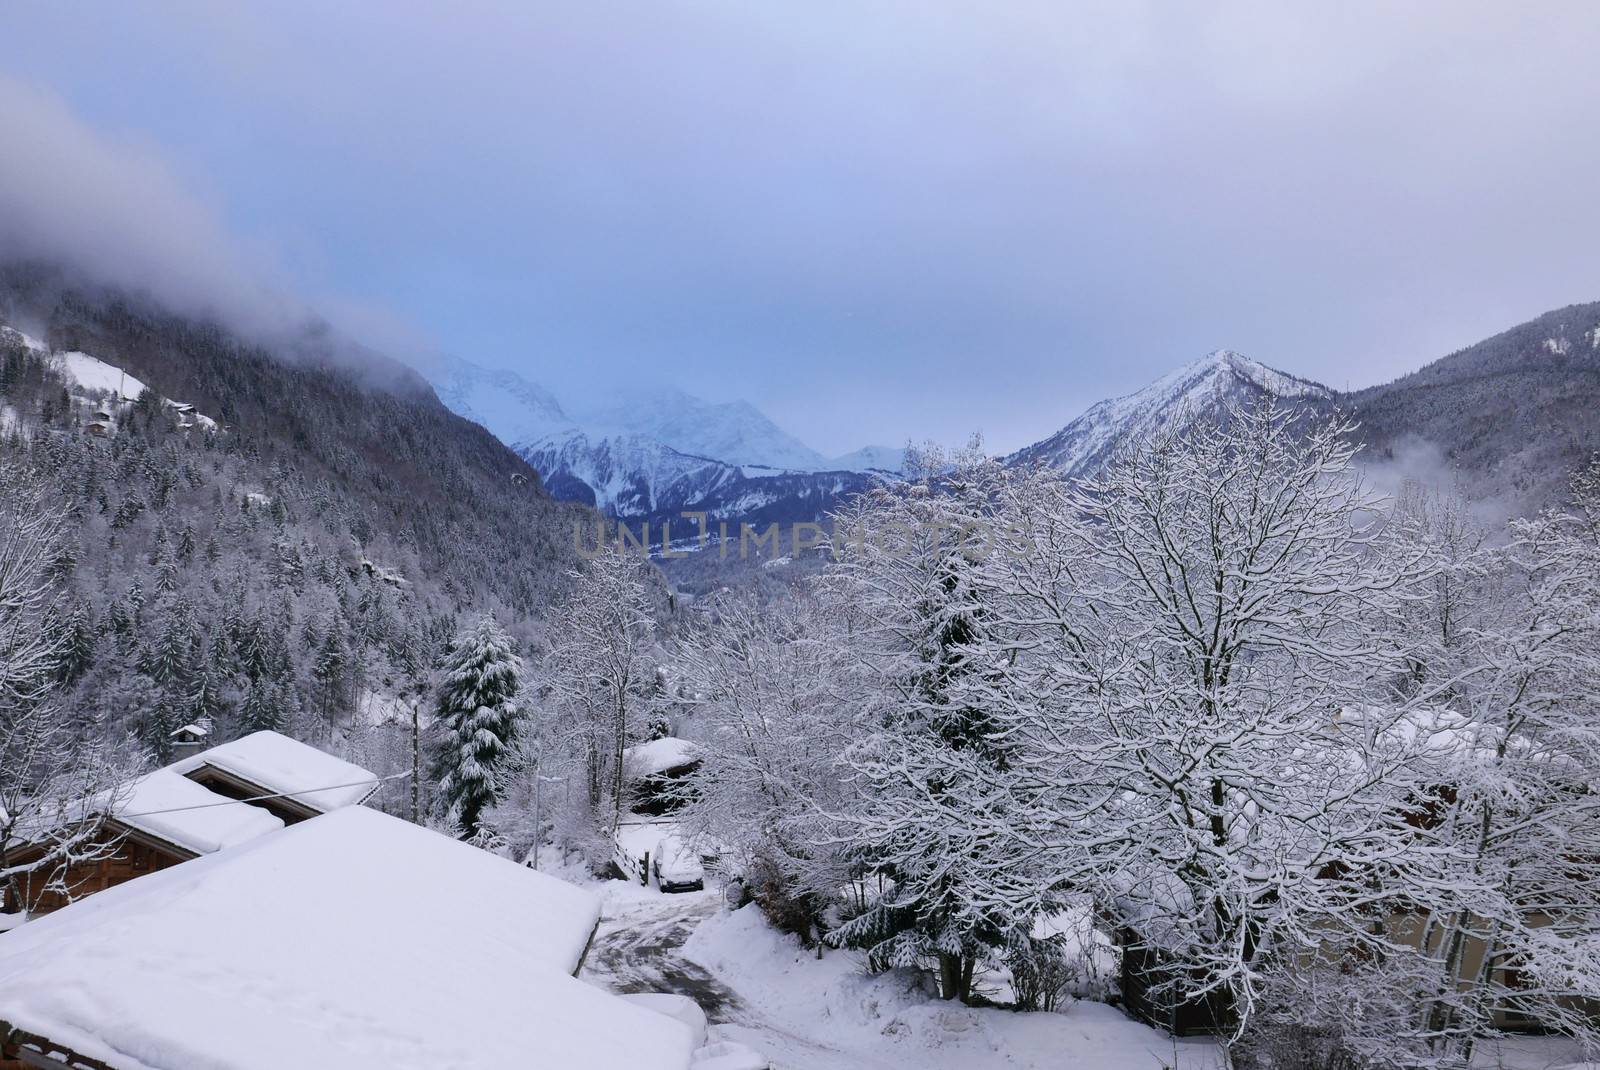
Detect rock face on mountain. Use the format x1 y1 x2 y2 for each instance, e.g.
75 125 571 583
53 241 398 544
567 385 831 472
1005 349 1332 475
429 355 575 448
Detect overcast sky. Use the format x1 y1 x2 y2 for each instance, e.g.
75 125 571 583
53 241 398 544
4 2 1600 454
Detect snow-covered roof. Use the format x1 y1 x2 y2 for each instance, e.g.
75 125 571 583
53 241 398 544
624 736 703 778
169 730 380 812
0 807 696 1070
112 768 284 857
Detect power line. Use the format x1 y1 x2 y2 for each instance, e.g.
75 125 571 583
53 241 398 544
119 771 411 819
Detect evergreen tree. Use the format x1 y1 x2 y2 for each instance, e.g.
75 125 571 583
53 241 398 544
241 677 286 733
432 614 524 838
312 628 348 723
143 615 190 688
56 603 96 685
187 655 220 725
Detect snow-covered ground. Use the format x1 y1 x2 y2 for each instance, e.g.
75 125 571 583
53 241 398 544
578 877 1600 1070
58 349 146 400
580 877 1223 1070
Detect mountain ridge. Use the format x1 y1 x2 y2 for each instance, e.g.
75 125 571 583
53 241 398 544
1005 349 1332 475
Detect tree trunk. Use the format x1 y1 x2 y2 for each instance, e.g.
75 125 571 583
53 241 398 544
410 697 421 823
938 952 964 1001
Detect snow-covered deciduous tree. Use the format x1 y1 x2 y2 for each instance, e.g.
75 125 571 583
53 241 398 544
662 407 1600 1054
0 460 132 914
544 544 657 837
432 613 524 839
937 405 1454 1029
675 590 863 945
1389 462 1600 1064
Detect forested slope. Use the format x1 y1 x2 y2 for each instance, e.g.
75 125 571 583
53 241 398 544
1342 301 1600 515
0 264 589 778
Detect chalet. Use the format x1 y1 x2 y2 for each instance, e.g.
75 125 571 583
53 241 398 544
0 807 698 1070
2 732 377 918
359 557 409 587
166 730 380 825
5 769 283 917
623 736 703 817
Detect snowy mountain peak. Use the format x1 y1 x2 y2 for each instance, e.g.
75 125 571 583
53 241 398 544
568 385 829 471
424 356 900 475
1006 350 1330 475
428 355 575 446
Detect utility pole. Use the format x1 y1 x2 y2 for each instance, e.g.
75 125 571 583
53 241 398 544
530 771 567 870
410 692 421 824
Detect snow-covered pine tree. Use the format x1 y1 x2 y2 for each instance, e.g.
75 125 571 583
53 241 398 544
55 602 96 685
432 613 525 839
824 442 1034 1002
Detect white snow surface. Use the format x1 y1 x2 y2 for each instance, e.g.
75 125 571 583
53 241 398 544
1007 349 1331 476
623 993 710 1048
168 729 381 812
615 819 674 872
0 807 695 1070
428 353 576 445
57 349 147 400
682 903 1223 1070
112 768 284 855
625 736 704 777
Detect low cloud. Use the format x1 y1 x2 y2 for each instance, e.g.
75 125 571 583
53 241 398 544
1358 434 1520 532
0 75 307 339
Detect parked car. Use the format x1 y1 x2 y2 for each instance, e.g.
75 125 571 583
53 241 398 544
652 832 705 893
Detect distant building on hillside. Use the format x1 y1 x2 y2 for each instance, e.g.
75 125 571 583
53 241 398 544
623 736 703 817
167 721 211 759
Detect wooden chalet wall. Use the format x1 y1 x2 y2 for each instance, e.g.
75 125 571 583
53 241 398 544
2 1025 118 1070
11 829 189 917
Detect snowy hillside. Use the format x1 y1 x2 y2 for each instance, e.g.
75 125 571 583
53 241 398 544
428 356 897 540
57 349 148 401
429 354 575 445
426 356 900 475
826 444 906 473
570 384 829 471
2 324 218 431
516 430 744 516
1007 349 1331 475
